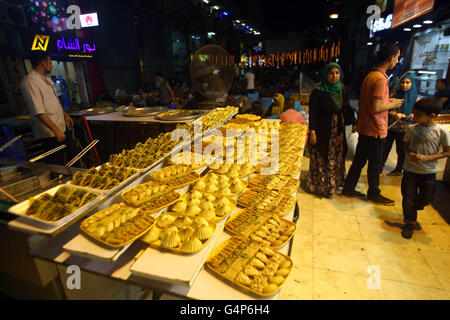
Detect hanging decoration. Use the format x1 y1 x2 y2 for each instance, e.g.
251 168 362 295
189 42 341 69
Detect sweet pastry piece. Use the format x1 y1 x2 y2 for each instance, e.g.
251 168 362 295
209 163 255 178
142 212 216 253
198 209 216 220
185 204 201 216
81 203 155 247
26 186 98 222
180 236 203 252
167 151 214 169
171 201 187 213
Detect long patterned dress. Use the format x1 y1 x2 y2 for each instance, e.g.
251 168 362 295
306 113 346 197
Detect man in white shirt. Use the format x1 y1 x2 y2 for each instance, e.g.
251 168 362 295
244 68 256 93
115 84 127 100
20 52 76 164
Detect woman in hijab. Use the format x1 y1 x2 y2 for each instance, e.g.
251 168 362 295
382 73 418 176
306 62 356 198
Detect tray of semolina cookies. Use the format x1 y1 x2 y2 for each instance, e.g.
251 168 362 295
149 165 201 188
141 212 216 254
80 203 156 248
237 189 297 217
248 175 300 195
168 189 237 222
206 236 293 297
225 209 296 249
121 181 181 213
208 163 256 178
192 173 247 198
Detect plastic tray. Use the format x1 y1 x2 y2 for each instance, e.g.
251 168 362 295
225 209 297 249
8 184 103 226
80 207 156 248
205 236 293 297
140 212 217 254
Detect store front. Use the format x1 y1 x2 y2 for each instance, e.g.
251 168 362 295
409 18 450 96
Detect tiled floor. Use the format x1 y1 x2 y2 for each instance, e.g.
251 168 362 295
280 148 450 300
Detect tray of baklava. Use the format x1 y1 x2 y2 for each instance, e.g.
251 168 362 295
206 236 293 297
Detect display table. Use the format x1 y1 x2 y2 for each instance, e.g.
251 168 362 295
2 112 306 300
85 111 195 124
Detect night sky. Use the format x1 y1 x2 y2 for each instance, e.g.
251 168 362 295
261 0 325 33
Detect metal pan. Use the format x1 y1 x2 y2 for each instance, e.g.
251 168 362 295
82 107 116 116
154 110 209 121
123 107 168 117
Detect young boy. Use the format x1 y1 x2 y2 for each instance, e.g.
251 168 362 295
401 97 450 239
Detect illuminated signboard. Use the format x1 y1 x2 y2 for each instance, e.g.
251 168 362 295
369 14 393 38
80 13 99 28
29 34 96 60
392 0 435 28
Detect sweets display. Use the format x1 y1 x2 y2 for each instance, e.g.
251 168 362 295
226 209 296 248
71 164 137 191
192 173 247 197
169 190 236 221
80 203 155 247
206 236 293 296
24 186 99 222
141 213 216 253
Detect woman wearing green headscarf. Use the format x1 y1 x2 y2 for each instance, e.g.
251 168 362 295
306 62 356 198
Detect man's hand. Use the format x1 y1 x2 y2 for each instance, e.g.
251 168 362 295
55 130 66 142
393 112 406 120
309 131 317 145
389 98 404 109
64 112 74 129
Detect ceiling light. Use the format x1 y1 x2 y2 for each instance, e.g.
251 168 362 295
213 6 220 10
367 42 373 45
413 24 422 28
423 20 433 24
403 28 412 31
418 71 437 74
329 13 339 19
202 0 209 3
235 20 240 23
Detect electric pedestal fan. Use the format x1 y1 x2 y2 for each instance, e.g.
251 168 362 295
190 45 235 110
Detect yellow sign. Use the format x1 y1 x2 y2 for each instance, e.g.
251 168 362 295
31 34 50 51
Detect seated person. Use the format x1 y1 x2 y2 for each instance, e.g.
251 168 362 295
266 93 285 118
278 99 307 124
97 90 115 104
145 88 163 106
250 101 264 117
132 88 146 107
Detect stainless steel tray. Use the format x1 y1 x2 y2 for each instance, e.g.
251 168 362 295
82 107 116 116
154 110 209 121
123 107 168 117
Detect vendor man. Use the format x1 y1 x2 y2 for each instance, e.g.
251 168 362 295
20 51 77 165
